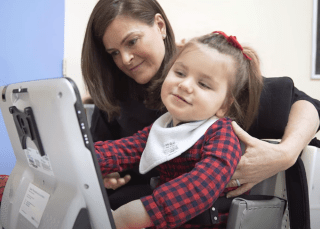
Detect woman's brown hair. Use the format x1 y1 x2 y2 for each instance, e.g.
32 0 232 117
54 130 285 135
81 0 176 120
148 33 263 131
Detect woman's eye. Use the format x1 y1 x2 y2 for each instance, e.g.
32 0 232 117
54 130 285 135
128 38 138 46
199 82 211 89
110 51 119 57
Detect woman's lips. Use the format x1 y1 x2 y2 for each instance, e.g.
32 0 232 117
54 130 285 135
130 61 144 71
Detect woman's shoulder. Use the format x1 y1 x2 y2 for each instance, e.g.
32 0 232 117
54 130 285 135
262 76 294 94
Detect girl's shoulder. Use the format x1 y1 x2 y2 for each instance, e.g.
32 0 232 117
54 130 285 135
204 117 235 138
210 117 233 129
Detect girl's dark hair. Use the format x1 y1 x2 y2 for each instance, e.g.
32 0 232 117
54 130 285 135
81 0 176 120
148 33 263 131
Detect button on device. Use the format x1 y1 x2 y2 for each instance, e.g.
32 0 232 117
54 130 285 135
74 100 91 150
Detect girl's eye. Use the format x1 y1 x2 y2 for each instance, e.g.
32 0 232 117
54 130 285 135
175 71 185 77
199 82 211 89
128 38 138 46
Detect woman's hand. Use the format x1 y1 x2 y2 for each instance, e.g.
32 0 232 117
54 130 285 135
103 172 131 190
226 121 291 198
226 100 319 198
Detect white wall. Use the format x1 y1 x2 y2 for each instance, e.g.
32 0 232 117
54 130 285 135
64 0 320 138
64 0 98 96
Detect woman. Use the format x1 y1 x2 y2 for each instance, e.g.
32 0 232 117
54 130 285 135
81 0 320 208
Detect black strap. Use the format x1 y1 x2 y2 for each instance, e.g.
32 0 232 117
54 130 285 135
285 157 310 229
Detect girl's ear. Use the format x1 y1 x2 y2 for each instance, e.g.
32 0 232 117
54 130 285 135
154 13 166 38
216 97 234 118
215 106 227 118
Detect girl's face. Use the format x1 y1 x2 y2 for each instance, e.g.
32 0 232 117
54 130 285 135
103 14 166 84
161 44 234 126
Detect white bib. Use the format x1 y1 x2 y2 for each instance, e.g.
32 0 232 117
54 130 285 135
139 112 219 174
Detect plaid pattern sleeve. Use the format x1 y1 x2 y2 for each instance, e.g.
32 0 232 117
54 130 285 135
0 175 9 203
94 125 151 177
141 118 241 228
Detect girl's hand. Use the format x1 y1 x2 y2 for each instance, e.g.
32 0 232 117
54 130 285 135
226 121 291 198
103 172 131 190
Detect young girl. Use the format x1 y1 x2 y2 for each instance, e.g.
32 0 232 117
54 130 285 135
95 31 263 228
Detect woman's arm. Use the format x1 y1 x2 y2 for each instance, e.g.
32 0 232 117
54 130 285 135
280 100 319 163
226 100 319 197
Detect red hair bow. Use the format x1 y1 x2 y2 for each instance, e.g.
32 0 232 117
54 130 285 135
212 31 252 60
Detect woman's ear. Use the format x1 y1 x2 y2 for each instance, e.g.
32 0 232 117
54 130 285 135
154 13 166 39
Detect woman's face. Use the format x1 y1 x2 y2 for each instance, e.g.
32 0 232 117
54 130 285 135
103 14 166 84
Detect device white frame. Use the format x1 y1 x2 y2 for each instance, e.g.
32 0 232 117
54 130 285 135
312 0 320 79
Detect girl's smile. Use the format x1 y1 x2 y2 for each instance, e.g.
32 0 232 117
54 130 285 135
173 94 191 105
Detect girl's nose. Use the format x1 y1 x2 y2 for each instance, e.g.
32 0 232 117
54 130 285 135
178 79 193 93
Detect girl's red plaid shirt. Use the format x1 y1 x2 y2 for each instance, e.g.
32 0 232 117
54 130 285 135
0 175 9 203
95 118 242 229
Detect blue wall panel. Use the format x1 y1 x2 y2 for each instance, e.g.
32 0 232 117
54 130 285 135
0 1 64 175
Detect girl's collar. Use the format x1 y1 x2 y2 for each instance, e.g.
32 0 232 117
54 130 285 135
167 119 204 128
